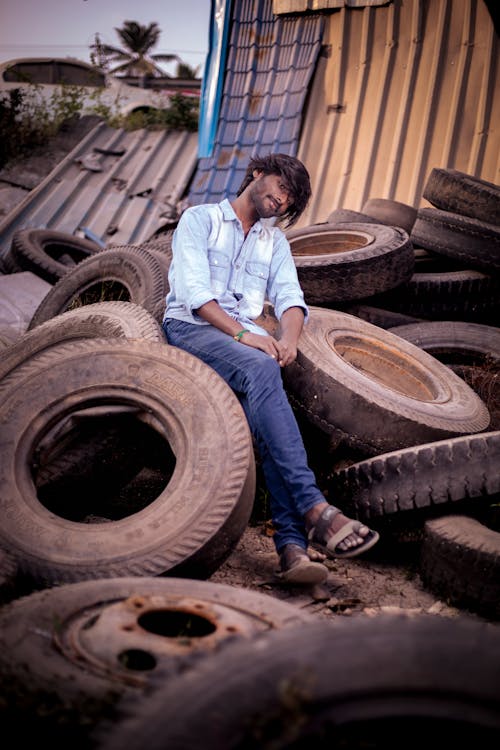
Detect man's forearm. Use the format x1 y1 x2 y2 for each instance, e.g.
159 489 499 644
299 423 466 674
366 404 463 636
194 300 246 338
279 306 305 345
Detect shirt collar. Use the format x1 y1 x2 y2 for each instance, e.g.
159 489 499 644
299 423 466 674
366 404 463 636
220 198 264 233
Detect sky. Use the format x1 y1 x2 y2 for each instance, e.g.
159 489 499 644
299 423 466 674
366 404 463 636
0 0 212 77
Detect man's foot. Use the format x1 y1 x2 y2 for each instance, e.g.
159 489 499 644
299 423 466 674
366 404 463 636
305 504 379 559
276 544 328 585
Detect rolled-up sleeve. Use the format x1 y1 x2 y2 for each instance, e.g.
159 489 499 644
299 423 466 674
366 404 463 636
267 233 309 323
171 208 216 313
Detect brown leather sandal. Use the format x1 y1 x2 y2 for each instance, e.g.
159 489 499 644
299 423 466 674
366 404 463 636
308 506 380 559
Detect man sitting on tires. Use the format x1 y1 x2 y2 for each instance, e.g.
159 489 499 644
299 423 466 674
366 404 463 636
162 153 379 584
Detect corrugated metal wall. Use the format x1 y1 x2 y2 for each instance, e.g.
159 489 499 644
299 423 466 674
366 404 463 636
189 0 324 205
294 0 499 227
0 123 198 255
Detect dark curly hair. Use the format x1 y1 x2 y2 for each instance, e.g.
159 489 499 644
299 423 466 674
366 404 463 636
236 153 312 227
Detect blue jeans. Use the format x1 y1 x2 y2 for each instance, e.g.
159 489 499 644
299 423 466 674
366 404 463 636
163 318 326 553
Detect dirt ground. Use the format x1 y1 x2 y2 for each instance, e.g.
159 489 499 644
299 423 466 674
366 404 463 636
0 117 488 625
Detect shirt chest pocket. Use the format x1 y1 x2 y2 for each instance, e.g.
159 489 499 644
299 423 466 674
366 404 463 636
208 250 230 290
245 261 269 293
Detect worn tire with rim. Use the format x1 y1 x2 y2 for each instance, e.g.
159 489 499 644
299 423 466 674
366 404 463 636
286 222 414 304
283 307 490 454
96 615 500 750
0 338 255 586
0 577 312 744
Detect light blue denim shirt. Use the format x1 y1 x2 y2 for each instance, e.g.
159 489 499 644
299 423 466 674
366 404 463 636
163 198 308 335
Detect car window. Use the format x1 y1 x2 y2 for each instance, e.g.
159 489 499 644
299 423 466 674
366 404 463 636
3 62 55 84
56 62 105 87
2 61 106 88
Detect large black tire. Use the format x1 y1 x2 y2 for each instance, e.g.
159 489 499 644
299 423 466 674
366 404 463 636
361 198 417 234
286 222 414 304
0 577 312 746
11 228 103 283
389 320 500 367
0 339 255 586
420 515 500 620
0 301 164 381
365 264 500 321
27 247 169 329
328 431 500 530
423 168 500 225
411 207 500 273
96 614 500 750
283 307 490 455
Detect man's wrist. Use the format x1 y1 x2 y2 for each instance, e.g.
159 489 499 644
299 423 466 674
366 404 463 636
233 329 249 341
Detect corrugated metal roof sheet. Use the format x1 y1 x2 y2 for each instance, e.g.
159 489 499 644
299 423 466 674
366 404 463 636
294 0 500 227
188 0 324 205
0 121 198 257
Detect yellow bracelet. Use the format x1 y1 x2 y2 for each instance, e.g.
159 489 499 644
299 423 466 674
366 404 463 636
233 329 249 341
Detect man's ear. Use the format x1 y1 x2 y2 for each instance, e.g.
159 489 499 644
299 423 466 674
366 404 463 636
252 169 264 180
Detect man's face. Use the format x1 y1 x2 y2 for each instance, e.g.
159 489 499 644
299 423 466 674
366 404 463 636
248 171 293 219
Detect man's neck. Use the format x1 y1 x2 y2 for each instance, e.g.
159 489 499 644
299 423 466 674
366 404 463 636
230 195 258 237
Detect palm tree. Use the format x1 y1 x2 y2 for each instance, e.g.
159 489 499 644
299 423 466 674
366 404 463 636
90 21 178 83
175 62 201 79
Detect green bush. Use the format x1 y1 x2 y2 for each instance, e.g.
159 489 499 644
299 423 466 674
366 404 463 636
0 85 199 168
118 93 199 132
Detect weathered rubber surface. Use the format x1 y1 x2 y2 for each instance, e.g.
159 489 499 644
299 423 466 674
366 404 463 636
366 265 500 320
96 615 500 750
0 301 164 381
0 577 312 745
0 576 312 693
449 364 500 430
0 338 255 585
109 236 174 256
329 431 500 528
0 547 18 604
411 207 500 273
326 208 380 224
342 303 424 329
283 307 490 455
420 516 500 620
361 198 417 234
11 228 103 283
389 321 500 366
286 222 414 304
0 245 23 274
423 168 500 225
27 247 169 329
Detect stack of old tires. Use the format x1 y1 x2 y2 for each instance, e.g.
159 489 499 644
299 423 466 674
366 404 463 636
0 231 270 746
0 176 499 749
284 167 500 623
